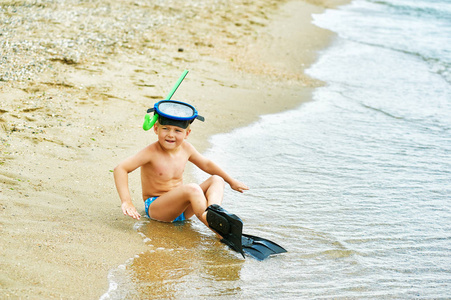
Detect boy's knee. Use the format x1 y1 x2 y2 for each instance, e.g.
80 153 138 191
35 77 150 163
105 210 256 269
184 183 204 198
210 175 225 187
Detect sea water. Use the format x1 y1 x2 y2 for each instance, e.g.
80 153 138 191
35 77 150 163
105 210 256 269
101 0 451 298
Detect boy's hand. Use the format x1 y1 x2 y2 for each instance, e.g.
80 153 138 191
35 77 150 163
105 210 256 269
121 202 141 220
230 180 249 193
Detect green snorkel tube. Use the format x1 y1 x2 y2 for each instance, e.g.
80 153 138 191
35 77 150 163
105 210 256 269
143 70 189 131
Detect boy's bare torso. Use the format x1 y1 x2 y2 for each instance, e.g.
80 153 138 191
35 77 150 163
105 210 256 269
140 141 192 200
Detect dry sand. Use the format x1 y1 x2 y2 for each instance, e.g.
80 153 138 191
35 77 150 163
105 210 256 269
1 0 348 298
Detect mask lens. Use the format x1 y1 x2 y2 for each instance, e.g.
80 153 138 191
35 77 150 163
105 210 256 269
158 102 194 119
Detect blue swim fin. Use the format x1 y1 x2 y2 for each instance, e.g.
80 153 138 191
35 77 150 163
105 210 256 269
206 205 287 260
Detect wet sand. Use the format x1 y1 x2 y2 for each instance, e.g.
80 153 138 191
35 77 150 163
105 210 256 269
1 0 347 298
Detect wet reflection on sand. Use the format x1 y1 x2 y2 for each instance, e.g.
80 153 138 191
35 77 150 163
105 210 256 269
129 220 244 298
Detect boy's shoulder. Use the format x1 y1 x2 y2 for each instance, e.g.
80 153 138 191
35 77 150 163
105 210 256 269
181 140 194 149
142 141 159 152
136 142 160 158
181 140 198 153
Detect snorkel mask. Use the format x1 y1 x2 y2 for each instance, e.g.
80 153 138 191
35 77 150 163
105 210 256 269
144 100 204 129
143 70 204 131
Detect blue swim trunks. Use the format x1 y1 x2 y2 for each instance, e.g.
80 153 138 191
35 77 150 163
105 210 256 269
144 197 186 222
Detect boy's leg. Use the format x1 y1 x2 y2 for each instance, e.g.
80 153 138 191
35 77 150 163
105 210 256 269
201 175 225 206
149 175 225 226
183 175 225 219
148 183 209 224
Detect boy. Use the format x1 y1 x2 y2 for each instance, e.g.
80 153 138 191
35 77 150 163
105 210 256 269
113 101 248 232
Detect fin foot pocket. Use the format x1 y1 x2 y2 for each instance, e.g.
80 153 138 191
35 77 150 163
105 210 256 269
206 206 230 236
206 204 244 257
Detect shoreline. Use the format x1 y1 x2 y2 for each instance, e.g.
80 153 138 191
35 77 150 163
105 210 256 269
0 0 348 298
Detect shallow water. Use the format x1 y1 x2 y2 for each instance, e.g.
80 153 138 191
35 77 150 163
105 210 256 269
102 0 451 298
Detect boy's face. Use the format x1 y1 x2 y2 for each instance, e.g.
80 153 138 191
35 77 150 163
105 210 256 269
154 123 191 150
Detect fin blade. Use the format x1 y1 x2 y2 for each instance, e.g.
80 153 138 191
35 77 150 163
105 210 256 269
242 247 266 261
243 234 287 254
242 234 287 260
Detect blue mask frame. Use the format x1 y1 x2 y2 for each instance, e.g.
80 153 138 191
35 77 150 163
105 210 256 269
143 100 204 130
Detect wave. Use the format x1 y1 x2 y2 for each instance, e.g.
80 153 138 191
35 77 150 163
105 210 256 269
369 0 451 21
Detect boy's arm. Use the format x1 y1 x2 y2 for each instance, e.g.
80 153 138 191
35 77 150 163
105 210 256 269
114 147 151 220
188 144 249 193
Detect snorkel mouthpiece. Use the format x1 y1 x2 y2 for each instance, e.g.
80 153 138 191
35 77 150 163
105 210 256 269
143 113 158 131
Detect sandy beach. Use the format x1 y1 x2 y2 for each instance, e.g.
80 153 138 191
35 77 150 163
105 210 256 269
1 0 347 298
